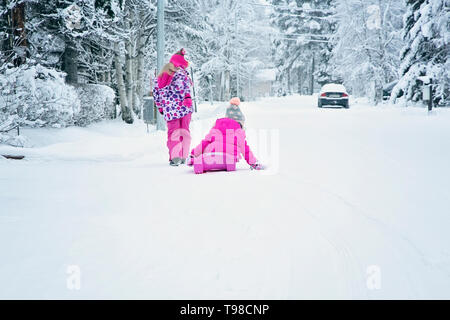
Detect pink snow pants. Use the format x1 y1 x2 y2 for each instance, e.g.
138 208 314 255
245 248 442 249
167 113 192 160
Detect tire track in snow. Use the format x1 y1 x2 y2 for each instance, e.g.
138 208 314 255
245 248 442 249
278 172 432 298
265 172 368 298
297 175 443 298
308 211 366 298
287 192 368 298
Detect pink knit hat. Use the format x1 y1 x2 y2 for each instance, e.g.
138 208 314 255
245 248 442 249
226 97 245 127
229 97 241 106
170 48 189 69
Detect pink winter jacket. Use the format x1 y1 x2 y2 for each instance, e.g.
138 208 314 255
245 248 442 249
191 118 257 165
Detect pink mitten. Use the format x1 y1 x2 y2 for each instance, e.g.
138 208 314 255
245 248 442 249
182 97 192 107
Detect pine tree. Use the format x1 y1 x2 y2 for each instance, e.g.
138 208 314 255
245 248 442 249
270 0 335 95
392 0 449 106
26 0 94 83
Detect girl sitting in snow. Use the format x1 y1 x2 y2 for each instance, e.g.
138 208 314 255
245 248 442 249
187 97 264 174
153 48 193 166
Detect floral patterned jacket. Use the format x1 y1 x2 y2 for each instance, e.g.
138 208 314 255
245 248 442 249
153 68 193 121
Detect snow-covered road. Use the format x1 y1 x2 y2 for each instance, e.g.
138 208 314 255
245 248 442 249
1 95 450 299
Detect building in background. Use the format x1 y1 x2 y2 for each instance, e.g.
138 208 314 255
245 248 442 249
243 68 277 100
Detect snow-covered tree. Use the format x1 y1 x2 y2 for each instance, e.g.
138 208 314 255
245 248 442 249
0 0 123 127
391 0 449 106
25 0 98 84
163 0 272 101
0 0 31 67
1 0 276 129
330 0 406 102
270 0 335 95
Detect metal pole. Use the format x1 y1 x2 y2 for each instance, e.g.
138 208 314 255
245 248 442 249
156 0 166 131
234 10 240 98
428 79 433 112
190 67 198 113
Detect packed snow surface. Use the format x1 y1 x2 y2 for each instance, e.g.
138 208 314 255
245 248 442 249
1 95 450 299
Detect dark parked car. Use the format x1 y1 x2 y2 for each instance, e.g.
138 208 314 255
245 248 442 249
318 84 349 108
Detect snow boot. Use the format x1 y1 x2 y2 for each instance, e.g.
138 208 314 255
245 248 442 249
169 157 182 166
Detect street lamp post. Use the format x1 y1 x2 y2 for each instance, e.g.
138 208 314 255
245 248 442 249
156 0 166 131
234 10 240 98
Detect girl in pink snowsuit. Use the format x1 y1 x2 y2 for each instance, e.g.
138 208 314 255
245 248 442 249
187 97 263 173
153 49 193 166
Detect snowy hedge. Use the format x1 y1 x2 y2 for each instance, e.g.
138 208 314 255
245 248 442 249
0 64 116 129
0 64 80 128
74 84 116 127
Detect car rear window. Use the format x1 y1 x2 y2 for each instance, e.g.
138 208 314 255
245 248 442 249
321 84 346 92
